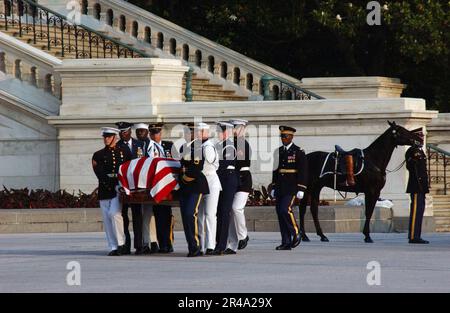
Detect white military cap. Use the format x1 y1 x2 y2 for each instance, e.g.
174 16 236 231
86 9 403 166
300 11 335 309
197 122 210 130
135 123 149 130
230 119 248 126
101 127 120 136
216 121 234 131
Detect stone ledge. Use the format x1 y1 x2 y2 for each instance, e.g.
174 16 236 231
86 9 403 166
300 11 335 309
0 205 412 234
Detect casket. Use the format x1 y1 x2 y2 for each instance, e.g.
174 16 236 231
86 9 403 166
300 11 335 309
118 157 181 205
119 188 179 206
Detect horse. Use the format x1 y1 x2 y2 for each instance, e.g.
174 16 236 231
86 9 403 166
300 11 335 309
298 121 423 243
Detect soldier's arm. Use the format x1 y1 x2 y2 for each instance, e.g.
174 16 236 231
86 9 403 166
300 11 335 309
92 153 107 181
271 149 279 187
296 149 308 192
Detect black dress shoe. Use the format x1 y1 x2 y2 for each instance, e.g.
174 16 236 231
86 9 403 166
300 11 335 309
212 250 224 256
238 236 250 250
187 250 203 258
167 245 174 253
409 238 430 244
135 248 144 255
150 242 159 253
276 244 291 251
118 245 127 255
205 249 214 256
158 247 170 253
108 250 120 256
291 235 301 248
224 248 237 255
142 246 152 255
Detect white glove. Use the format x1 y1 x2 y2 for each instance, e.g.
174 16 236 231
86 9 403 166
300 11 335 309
270 190 276 199
296 191 304 200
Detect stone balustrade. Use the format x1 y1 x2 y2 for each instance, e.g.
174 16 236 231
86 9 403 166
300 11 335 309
38 0 302 98
0 31 62 99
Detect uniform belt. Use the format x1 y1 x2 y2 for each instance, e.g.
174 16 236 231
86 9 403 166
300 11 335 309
279 169 297 174
240 167 250 171
227 166 236 170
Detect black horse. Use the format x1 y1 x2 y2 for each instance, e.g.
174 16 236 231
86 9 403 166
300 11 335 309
298 121 422 243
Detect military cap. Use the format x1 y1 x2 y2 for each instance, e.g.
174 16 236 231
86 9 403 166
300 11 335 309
101 127 120 137
230 119 248 127
135 123 149 130
279 126 296 135
217 121 234 132
149 123 164 134
115 122 134 131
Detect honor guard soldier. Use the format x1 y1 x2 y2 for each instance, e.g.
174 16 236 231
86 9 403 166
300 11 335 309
271 126 307 250
179 122 210 257
115 121 145 255
92 127 132 256
406 128 430 244
197 123 221 255
214 121 239 255
134 123 160 254
149 123 176 253
227 119 252 253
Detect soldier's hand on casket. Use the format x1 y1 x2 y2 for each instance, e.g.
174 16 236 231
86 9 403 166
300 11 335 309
296 191 304 200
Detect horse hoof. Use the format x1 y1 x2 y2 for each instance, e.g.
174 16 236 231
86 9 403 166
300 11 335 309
301 236 310 242
320 236 329 242
364 237 374 243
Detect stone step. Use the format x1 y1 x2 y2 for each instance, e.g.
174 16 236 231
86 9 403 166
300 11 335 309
1 23 248 102
188 94 248 101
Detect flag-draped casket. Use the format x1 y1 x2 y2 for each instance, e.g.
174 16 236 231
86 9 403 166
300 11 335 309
118 157 181 204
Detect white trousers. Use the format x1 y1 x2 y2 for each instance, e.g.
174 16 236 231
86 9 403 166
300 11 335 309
198 187 220 252
100 195 125 251
227 191 249 251
142 204 158 245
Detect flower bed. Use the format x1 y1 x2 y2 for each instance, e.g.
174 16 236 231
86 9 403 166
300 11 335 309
0 186 329 209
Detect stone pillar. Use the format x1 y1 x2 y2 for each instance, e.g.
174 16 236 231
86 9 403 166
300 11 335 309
48 58 188 193
300 77 406 99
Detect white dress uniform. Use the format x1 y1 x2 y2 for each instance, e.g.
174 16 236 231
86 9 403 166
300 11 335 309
227 120 252 251
100 193 125 252
142 138 165 247
198 137 222 252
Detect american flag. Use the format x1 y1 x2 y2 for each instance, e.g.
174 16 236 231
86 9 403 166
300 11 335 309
118 157 181 203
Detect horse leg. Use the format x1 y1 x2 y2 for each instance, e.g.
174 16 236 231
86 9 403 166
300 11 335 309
310 190 329 242
298 195 310 242
363 192 379 243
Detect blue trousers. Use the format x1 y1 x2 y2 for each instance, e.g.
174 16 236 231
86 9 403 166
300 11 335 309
153 205 173 249
179 193 203 253
215 170 239 251
275 195 299 245
409 193 426 240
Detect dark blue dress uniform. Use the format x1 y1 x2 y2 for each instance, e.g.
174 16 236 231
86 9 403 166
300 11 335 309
92 146 132 200
116 134 145 254
235 136 253 193
272 129 308 249
215 138 239 254
154 140 176 253
406 145 430 243
179 139 210 257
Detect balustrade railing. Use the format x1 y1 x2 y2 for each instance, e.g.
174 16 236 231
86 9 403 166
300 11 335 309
0 0 150 59
427 143 450 195
261 74 325 100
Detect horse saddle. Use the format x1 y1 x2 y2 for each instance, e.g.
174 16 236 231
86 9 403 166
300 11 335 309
334 145 364 176
319 146 363 179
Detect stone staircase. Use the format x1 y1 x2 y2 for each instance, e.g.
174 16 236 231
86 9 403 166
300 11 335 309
0 18 247 102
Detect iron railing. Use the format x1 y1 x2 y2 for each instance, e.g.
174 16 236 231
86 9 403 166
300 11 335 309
0 0 150 59
427 143 450 195
261 74 325 100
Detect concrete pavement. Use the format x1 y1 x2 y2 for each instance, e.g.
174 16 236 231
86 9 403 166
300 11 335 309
0 232 449 293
